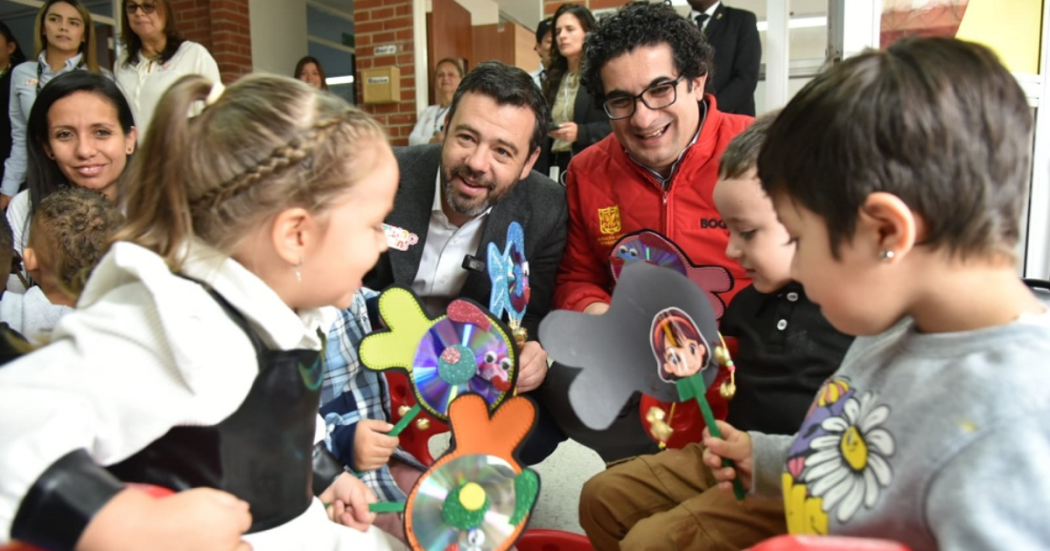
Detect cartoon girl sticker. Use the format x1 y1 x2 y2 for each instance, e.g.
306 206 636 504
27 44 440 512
650 307 711 383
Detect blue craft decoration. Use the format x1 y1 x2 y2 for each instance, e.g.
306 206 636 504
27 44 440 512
487 221 529 329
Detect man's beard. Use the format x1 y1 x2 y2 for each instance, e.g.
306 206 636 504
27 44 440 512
442 164 502 217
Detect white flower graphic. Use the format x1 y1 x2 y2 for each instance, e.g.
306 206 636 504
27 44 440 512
801 392 895 523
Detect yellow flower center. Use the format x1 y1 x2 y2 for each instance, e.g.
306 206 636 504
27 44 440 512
839 426 869 471
459 482 487 511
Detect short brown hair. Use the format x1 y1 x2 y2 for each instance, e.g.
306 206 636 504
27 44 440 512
718 112 778 180
29 187 123 297
758 37 1031 261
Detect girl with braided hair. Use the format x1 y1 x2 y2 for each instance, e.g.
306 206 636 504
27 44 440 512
0 73 402 551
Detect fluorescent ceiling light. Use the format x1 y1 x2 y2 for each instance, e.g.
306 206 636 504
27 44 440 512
327 75 355 85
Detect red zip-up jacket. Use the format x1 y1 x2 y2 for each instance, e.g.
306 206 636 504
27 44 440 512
554 96 754 313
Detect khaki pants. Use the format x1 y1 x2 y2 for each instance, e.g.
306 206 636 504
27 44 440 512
579 443 786 551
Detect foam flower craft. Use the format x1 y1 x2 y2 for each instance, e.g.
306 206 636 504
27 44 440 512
609 230 734 319
487 221 530 331
541 262 745 498
540 262 720 428
403 394 540 551
359 286 518 421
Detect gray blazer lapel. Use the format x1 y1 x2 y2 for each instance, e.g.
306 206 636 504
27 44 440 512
389 145 442 285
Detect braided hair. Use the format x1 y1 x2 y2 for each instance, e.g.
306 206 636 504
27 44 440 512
117 74 387 268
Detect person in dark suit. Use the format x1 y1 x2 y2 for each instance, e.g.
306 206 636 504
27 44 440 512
688 0 761 116
364 61 569 464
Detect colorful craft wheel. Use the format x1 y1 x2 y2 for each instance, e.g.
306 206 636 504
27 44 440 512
412 318 515 420
609 236 689 280
409 454 535 551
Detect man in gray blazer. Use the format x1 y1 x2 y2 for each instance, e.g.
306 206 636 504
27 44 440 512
363 61 569 464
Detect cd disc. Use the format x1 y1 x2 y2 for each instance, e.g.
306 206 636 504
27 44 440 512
412 318 514 419
409 454 521 551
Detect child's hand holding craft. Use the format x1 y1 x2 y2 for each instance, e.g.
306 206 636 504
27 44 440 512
352 418 397 472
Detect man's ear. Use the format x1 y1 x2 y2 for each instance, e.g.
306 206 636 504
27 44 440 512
22 247 37 272
270 207 312 268
689 74 708 101
857 192 918 261
520 146 541 181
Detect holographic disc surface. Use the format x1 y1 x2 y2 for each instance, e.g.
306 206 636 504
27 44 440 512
409 454 521 551
412 318 514 420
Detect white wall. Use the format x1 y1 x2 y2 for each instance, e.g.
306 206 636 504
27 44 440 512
249 0 309 75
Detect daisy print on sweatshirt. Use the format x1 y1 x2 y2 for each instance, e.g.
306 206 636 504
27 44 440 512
783 379 897 532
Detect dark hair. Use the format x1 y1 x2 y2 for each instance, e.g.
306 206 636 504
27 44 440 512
29 186 122 297
35 0 101 72
116 74 387 268
718 112 778 180
120 0 186 66
535 17 552 44
581 1 712 105
447 61 549 154
758 37 1032 261
294 55 329 91
542 4 597 107
26 71 136 214
0 21 27 67
0 214 12 280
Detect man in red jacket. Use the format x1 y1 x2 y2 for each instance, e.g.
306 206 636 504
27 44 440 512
540 1 754 463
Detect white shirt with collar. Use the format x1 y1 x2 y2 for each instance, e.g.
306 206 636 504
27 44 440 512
411 169 490 314
690 1 721 32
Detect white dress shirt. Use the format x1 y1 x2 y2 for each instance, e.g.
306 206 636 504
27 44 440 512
690 1 721 32
411 170 490 314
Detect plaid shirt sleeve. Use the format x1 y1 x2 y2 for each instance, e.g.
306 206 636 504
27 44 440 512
320 288 409 502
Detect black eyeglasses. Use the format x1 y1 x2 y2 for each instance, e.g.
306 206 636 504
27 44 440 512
125 2 157 15
602 75 686 120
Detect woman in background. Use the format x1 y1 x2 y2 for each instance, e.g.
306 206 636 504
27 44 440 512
295 55 329 91
1 0 103 209
540 3 609 182
6 72 136 291
407 58 463 146
116 0 221 137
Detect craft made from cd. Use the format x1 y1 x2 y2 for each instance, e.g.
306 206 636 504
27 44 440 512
359 286 518 421
405 394 540 551
539 262 721 430
609 230 734 319
487 221 530 339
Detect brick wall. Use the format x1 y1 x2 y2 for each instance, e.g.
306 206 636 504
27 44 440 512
544 0 626 16
171 0 253 82
355 0 418 146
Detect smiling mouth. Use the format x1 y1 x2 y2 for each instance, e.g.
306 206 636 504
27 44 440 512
635 122 671 140
74 165 105 176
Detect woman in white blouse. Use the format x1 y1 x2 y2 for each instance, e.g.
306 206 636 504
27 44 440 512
115 0 220 138
407 58 463 146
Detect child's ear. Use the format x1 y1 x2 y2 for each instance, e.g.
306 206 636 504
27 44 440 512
858 192 918 261
22 247 37 272
269 208 312 267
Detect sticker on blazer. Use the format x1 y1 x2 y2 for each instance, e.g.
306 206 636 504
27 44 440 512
384 223 419 251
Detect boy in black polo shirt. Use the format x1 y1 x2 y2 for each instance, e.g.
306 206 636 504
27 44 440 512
578 115 854 551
